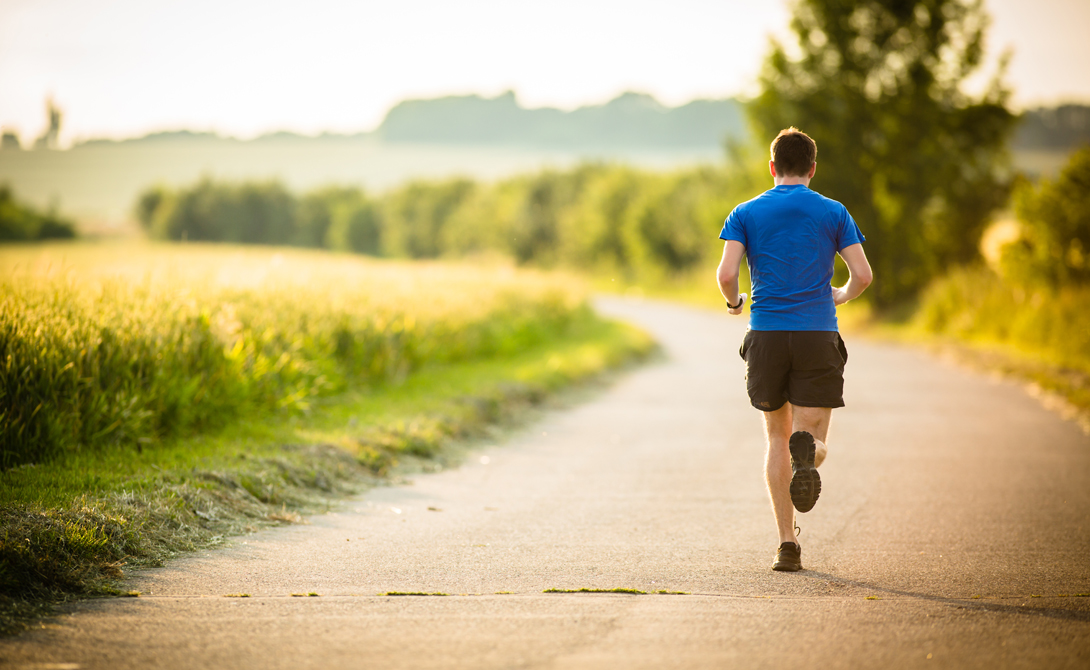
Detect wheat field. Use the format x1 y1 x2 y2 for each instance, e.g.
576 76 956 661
0 242 588 469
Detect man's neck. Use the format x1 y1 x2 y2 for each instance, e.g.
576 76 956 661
773 175 811 187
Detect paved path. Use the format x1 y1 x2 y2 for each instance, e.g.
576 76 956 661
4 298 1089 669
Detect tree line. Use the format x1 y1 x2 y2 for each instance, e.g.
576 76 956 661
136 0 1086 309
135 160 766 285
0 186 76 241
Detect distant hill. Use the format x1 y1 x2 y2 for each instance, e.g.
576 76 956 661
62 97 1089 155
1013 104 1090 150
375 91 748 149
79 129 229 146
63 92 748 151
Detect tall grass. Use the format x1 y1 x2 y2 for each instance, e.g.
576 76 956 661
0 243 586 469
915 265 1090 374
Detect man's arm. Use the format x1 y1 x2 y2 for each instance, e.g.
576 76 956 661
832 243 873 305
716 240 747 315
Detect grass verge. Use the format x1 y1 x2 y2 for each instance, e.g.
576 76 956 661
0 312 654 635
863 266 1090 431
862 323 1090 433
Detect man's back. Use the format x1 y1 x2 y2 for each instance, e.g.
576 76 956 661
720 184 863 332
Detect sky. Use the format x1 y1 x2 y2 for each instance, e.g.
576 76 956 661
1 0 1088 144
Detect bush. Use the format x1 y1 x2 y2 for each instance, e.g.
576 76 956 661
916 265 1090 373
381 178 476 258
1002 147 1090 287
0 186 77 241
135 159 765 283
144 179 296 244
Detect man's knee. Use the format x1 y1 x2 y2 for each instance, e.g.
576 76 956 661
790 404 832 445
762 404 793 438
791 405 830 427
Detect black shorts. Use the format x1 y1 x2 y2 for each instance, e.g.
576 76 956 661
738 330 848 412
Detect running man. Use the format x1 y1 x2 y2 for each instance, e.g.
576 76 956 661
716 127 872 572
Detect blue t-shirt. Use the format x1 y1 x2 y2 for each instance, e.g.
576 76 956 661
719 184 865 331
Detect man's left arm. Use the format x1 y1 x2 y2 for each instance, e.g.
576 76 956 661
717 240 747 315
832 243 873 305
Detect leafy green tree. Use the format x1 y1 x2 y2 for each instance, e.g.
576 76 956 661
0 185 76 240
506 165 605 266
294 188 341 248
439 181 520 259
295 187 382 250
382 179 476 258
323 189 384 255
749 0 1017 305
140 179 296 244
559 166 645 274
134 186 169 232
1002 147 1090 286
628 167 734 273
233 182 296 244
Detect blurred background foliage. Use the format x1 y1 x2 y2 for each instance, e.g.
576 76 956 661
750 0 1018 307
0 186 76 242
7 0 1090 375
918 147 1090 374
0 246 588 469
1004 147 1090 288
134 160 765 287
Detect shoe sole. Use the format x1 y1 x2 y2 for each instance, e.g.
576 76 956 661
789 431 821 513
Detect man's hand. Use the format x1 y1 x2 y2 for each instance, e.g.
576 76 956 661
832 244 873 306
728 293 747 315
831 287 847 306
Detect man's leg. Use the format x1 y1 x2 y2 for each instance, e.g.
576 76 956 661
765 404 835 572
763 404 796 545
785 404 832 514
792 405 831 467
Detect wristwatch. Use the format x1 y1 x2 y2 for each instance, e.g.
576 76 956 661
727 297 744 309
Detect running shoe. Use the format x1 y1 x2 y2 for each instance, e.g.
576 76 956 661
772 541 802 571
789 430 821 513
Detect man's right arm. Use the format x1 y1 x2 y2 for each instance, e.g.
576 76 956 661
832 243 873 305
717 240 747 315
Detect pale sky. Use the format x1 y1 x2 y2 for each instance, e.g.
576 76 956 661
1 0 1088 144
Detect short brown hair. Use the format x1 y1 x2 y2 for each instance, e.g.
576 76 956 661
770 127 817 177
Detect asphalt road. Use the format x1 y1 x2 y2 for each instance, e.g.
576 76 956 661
4 297 1089 669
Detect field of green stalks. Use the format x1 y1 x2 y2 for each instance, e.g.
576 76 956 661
0 242 588 470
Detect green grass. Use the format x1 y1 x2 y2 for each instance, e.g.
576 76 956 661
873 265 1090 422
913 266 1090 375
0 242 654 633
0 310 653 635
543 588 647 595
1 242 590 470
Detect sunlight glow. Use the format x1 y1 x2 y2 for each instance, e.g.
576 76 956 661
0 0 1087 143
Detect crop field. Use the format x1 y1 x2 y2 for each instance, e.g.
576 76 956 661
0 241 655 629
0 242 590 470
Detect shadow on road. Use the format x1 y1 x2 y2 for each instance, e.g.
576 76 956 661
800 571 1090 622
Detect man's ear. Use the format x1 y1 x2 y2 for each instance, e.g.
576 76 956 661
808 162 816 178
769 160 778 178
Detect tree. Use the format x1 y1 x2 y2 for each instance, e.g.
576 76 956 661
1002 147 1090 287
0 185 76 240
33 98 62 150
749 0 1017 305
382 179 476 258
